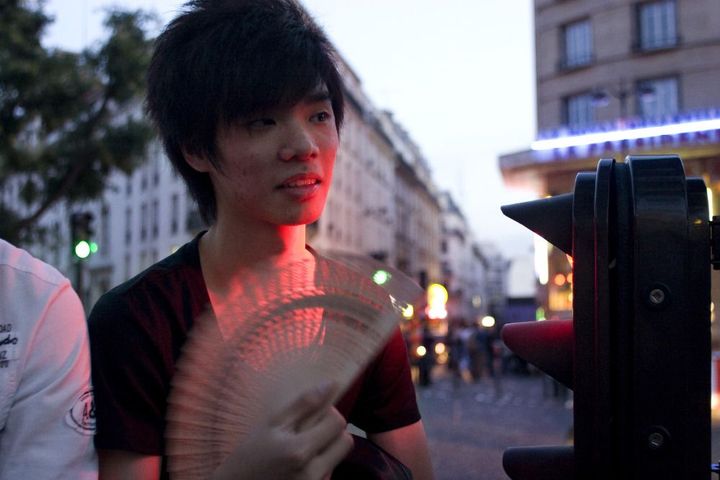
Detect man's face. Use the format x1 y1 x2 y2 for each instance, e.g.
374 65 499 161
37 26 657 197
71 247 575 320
202 86 339 228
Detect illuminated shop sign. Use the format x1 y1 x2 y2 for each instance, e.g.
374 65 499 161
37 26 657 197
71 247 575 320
531 115 720 152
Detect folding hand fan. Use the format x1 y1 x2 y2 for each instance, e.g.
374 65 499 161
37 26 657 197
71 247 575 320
165 252 423 479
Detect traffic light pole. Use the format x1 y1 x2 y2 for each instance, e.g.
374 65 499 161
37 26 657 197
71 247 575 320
501 155 711 480
74 259 85 307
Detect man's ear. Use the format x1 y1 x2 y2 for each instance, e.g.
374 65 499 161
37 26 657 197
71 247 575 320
182 147 212 173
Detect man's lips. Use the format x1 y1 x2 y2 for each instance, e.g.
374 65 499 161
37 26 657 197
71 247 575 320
277 174 322 189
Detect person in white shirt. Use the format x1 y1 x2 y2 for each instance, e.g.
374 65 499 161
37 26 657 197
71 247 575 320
0 238 97 479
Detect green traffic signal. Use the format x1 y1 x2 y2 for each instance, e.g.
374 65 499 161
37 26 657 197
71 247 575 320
70 211 97 260
74 240 91 259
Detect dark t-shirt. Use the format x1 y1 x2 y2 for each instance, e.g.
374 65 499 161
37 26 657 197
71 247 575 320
88 233 420 477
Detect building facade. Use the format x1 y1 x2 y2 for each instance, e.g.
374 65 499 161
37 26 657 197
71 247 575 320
438 191 489 325
500 0 720 333
18 52 489 317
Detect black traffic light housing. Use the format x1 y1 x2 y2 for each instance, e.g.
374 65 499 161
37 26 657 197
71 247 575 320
70 211 95 259
500 155 711 479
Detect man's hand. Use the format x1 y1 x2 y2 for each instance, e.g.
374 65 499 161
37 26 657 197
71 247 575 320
212 382 353 480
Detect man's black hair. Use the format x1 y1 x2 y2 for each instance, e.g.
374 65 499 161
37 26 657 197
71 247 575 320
146 0 345 224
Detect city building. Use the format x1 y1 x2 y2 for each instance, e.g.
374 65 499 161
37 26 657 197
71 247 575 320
310 61 396 265
500 0 720 331
377 110 443 289
17 53 477 315
438 191 489 325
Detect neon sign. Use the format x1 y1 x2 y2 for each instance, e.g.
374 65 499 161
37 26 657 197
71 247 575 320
532 117 720 151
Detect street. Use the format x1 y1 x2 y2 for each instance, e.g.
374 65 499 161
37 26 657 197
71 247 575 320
419 369 720 480
417 370 572 480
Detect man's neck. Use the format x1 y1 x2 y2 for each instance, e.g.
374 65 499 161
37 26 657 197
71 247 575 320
198 219 311 295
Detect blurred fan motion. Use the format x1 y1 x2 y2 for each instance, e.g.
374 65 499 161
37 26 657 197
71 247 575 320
165 251 422 479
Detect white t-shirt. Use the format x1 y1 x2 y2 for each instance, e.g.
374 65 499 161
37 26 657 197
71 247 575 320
0 239 97 479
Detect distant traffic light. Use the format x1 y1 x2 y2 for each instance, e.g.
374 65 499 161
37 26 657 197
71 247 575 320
70 212 96 260
500 156 711 479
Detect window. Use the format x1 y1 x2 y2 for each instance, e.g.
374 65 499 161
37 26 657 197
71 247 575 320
124 254 131 279
140 203 147 241
101 205 110 256
151 199 159 239
564 92 596 129
152 158 160 186
171 194 179 235
637 0 678 51
562 19 593 69
125 207 132 244
141 166 148 191
637 76 679 120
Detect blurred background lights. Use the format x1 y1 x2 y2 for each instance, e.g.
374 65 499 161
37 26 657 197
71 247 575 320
426 283 449 320
708 188 714 219
481 315 496 328
534 234 550 285
372 269 391 285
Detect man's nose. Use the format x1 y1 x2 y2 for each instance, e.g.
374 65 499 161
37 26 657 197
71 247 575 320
278 122 319 161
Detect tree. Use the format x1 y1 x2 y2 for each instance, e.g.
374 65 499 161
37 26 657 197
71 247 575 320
0 0 156 244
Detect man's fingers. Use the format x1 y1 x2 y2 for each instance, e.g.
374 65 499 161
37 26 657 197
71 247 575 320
295 406 347 455
306 430 354 480
269 381 336 428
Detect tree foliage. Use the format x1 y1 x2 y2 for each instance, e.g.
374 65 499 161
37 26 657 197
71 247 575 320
0 0 156 244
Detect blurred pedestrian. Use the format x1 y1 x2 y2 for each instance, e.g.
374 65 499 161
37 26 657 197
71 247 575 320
419 322 435 387
467 322 484 381
445 321 461 388
0 238 97 478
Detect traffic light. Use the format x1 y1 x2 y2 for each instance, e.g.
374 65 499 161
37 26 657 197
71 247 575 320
70 211 97 260
500 155 711 479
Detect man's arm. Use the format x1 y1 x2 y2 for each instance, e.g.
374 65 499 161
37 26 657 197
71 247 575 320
369 420 435 480
97 450 161 480
96 385 352 480
0 282 97 479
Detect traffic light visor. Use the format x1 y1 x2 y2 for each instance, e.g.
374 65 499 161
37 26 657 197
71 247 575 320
501 193 573 255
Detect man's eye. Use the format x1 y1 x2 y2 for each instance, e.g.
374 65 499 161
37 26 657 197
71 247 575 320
247 118 276 129
312 111 332 122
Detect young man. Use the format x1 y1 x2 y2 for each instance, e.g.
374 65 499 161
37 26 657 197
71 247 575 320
88 1 434 479
0 238 97 479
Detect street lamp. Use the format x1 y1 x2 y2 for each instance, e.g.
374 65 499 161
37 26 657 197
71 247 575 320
591 79 655 119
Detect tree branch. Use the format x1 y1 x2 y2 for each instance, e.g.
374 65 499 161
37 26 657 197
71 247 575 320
13 93 112 235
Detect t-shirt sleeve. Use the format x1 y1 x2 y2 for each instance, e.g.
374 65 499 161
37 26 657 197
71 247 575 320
0 281 97 479
88 291 170 455
349 327 421 433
